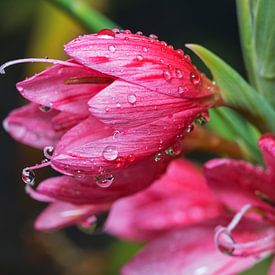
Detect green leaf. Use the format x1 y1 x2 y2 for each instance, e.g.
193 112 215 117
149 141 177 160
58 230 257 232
186 44 275 133
237 0 275 105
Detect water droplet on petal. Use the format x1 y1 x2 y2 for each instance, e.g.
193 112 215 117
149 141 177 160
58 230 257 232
39 105 51 112
113 130 120 139
127 154 135 162
103 146 118 161
105 106 110 112
108 45 116 53
78 216 97 234
185 124 194 133
95 172 114 188
143 46 148 52
17 86 23 92
175 69 183 79
97 29 115 39
22 168 35 185
116 103 121 108
176 49 184 57
154 152 165 162
136 31 143 35
163 70 172 81
136 54 143 61
43 146 54 159
190 72 200 85
149 34 158 40
127 94 137 104
178 86 184 95
215 227 235 255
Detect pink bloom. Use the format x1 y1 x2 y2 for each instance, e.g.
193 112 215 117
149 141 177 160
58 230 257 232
106 158 272 274
2 29 217 229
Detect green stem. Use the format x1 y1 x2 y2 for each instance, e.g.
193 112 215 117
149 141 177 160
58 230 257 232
48 0 118 32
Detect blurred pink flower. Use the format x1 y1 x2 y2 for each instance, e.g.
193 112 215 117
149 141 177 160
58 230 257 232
2 29 218 229
106 157 273 274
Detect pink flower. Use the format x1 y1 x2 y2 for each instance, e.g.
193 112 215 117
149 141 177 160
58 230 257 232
106 158 273 274
2 29 217 229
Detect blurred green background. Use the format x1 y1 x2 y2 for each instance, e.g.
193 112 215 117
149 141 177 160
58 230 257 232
0 0 249 274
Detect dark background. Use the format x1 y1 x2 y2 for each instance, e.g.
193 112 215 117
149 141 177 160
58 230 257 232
0 0 244 274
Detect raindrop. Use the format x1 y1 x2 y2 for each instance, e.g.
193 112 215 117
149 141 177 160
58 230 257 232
165 147 175 156
43 146 54 159
127 154 135 162
176 49 184 57
112 130 120 139
142 46 148 52
116 157 126 168
95 172 114 188
116 103 121 108
190 72 200 85
112 28 120 34
105 106 110 112
167 45 174 50
17 86 23 92
184 55 191 62
127 94 137 104
154 152 164 162
39 105 51 112
163 70 172 81
108 45 116 53
160 41 167 47
195 116 208 125
178 86 184 95
22 168 35 185
78 216 97 234
185 124 194 133
97 29 115 39
149 34 158 40
175 69 183 79
136 54 143 61
103 145 118 161
136 31 143 35
215 228 235 255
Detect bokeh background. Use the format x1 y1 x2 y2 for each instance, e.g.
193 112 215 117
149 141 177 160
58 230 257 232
0 0 248 274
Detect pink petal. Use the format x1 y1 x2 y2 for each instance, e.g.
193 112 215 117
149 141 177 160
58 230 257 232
204 159 275 214
105 159 224 241
3 103 62 149
52 109 197 175
122 220 268 275
89 79 209 129
64 31 214 99
268 257 275 275
259 134 275 181
37 155 167 205
16 61 112 114
34 201 109 231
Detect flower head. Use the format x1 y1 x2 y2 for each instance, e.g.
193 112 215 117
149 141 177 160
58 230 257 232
2 29 218 227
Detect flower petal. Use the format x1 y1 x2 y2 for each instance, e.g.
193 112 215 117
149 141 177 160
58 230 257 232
89 79 209 129
34 201 109 231
122 220 267 275
3 103 62 149
259 134 275 181
16 61 112 114
37 156 167 205
65 31 214 99
52 108 197 175
105 159 224 241
204 159 275 213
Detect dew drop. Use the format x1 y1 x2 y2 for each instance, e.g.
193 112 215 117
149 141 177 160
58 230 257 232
108 45 116 53
95 172 114 188
103 145 118 161
78 216 97 234
136 31 143 35
163 70 172 81
39 105 51 112
190 72 200 85
160 41 167 47
116 103 121 108
185 124 194 133
215 228 235 255
43 146 54 159
175 68 183 79
127 154 135 162
184 55 191 62
149 34 158 40
17 86 23 92
176 49 184 57
154 152 164 162
116 156 126 168
142 46 148 52
127 94 137 104
136 54 143 61
105 106 110 112
112 130 120 139
22 168 35 185
178 86 184 95
97 29 115 39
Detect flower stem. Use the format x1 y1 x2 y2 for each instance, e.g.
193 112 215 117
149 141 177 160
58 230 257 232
48 0 118 32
